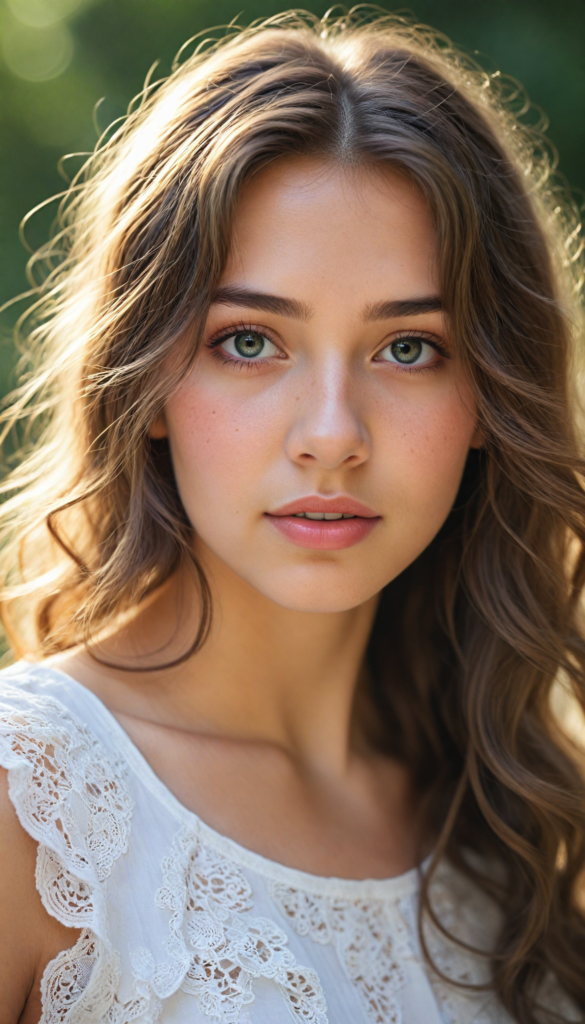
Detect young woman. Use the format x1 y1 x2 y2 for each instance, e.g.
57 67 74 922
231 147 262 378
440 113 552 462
0 10 583 1024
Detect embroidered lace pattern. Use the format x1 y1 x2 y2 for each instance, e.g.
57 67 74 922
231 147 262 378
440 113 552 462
0 694 132 882
269 883 409 1024
40 928 162 1024
136 825 329 1023
268 868 523 1024
40 931 120 1023
0 685 134 1023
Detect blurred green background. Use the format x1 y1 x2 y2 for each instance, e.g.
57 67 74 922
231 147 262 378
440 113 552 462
0 0 583 397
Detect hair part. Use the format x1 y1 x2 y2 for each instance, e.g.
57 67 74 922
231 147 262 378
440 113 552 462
1 9 584 1021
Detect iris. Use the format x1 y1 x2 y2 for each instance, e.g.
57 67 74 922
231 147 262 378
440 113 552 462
234 332 266 358
391 338 422 364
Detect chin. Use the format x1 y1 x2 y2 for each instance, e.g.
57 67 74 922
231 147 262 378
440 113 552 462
249 566 384 614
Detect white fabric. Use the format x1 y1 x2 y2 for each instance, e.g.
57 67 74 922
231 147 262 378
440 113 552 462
0 660 537 1023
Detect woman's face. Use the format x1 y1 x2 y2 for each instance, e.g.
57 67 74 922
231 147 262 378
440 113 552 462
161 159 479 612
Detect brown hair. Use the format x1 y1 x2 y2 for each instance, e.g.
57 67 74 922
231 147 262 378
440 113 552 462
1 9 584 1021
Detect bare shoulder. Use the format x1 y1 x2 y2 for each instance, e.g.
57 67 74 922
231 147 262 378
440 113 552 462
0 768 81 1024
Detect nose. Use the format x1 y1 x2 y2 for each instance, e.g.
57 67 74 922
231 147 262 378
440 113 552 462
285 357 370 470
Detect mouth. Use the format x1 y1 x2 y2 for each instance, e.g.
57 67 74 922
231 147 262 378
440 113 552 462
265 496 381 551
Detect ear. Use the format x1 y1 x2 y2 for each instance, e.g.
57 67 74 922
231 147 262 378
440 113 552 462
149 410 168 439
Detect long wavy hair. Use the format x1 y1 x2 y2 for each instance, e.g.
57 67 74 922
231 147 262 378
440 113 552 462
1 9 584 1021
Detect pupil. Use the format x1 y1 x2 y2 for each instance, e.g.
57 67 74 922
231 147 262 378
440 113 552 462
392 338 422 364
234 332 264 358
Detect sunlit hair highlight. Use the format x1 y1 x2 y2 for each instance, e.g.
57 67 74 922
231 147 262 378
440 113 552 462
1 9 584 1021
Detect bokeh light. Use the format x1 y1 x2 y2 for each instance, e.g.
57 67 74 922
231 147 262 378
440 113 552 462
6 0 89 29
1 18 73 80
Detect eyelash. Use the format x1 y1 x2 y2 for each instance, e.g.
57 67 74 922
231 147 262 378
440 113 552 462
207 323 283 372
206 324 449 372
374 331 450 374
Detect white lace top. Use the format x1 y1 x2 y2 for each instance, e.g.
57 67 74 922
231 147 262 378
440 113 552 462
0 661 565 1024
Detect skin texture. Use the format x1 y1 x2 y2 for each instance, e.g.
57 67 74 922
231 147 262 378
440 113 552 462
166 161 477 614
1 160 480 1020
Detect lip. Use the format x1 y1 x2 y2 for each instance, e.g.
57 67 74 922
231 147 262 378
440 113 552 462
266 495 381 551
269 496 379 518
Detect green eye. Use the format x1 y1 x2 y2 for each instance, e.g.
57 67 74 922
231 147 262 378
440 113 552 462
234 332 266 357
377 336 435 367
220 331 279 360
391 338 422 363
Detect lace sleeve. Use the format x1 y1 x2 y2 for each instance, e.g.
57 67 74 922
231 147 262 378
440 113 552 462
0 681 134 1022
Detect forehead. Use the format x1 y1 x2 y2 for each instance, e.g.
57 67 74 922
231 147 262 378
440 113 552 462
223 158 439 303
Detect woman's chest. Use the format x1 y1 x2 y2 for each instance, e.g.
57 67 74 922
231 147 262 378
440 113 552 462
113 710 419 881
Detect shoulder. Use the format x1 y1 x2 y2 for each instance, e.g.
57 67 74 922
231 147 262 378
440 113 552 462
0 661 136 1021
0 661 135 878
0 659 133 799
0 764 43 1023
0 766 83 1024
0 660 135 949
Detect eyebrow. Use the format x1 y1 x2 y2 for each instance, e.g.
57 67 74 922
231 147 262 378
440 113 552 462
211 286 443 323
363 296 443 321
211 286 313 321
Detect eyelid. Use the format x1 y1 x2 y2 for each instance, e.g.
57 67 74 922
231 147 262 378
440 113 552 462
373 329 450 360
207 321 285 355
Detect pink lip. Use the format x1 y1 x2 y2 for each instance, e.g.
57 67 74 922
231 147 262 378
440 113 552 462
266 495 381 551
270 496 379 518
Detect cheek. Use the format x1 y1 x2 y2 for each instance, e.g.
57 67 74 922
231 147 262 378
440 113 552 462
163 379 280 512
379 380 476 517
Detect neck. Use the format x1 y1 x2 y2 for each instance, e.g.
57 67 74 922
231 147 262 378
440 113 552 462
90 545 380 778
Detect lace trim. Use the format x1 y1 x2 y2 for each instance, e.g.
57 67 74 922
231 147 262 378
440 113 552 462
134 825 329 1023
268 865 528 1024
270 883 410 1024
0 687 133 882
41 930 163 1024
41 930 119 1023
0 684 135 1023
